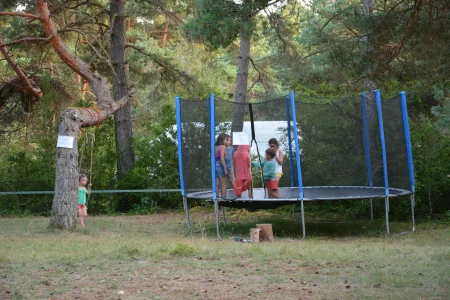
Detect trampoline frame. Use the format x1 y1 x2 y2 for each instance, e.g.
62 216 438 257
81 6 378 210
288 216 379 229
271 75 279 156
176 90 416 240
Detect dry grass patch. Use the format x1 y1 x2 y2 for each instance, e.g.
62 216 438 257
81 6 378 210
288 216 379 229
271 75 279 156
0 209 449 299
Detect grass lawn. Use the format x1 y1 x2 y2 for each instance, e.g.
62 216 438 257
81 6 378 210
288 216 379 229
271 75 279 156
0 207 449 299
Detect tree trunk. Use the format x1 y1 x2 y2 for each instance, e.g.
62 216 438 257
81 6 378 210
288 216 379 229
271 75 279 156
428 187 432 216
35 0 130 229
231 19 251 134
49 109 80 229
256 224 275 242
250 228 261 243
363 0 376 91
161 16 169 48
111 0 134 179
49 75 124 229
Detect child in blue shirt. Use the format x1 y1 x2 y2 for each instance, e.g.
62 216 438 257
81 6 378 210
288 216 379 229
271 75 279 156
262 148 279 198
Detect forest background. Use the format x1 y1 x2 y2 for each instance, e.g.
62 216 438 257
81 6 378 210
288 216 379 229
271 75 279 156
0 0 449 221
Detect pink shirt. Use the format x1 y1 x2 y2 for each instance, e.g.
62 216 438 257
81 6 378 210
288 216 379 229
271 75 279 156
233 145 251 180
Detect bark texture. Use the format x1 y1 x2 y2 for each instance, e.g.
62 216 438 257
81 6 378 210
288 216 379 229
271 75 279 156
231 28 251 133
256 224 275 242
49 109 80 229
363 0 376 91
111 0 134 179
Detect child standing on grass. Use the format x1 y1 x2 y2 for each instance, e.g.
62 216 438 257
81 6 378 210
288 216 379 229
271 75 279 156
233 144 253 198
262 148 279 198
78 174 91 229
215 133 234 198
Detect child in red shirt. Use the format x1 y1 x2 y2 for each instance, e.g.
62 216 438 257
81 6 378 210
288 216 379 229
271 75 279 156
233 145 253 198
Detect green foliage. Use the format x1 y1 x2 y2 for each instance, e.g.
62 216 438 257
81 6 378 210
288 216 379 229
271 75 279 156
0 144 55 216
129 196 160 214
0 79 60 216
410 115 450 215
183 0 275 49
1 0 449 221
169 242 198 257
430 86 450 131
272 0 450 96
443 210 450 223
183 0 244 49
79 120 119 215
114 104 180 211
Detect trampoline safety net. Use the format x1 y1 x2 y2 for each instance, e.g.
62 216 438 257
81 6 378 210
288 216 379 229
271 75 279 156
177 92 413 198
178 98 212 194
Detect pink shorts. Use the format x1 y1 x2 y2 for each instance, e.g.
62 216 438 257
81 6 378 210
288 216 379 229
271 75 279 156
265 180 278 191
78 204 86 209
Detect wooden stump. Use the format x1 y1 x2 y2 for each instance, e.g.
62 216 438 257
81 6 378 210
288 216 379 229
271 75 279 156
256 224 274 242
250 228 261 243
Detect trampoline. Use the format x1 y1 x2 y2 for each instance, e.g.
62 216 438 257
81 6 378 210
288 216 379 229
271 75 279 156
187 186 412 208
176 90 416 239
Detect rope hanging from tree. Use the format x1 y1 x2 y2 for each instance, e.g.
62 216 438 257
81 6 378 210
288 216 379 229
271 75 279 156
248 103 267 198
79 106 102 201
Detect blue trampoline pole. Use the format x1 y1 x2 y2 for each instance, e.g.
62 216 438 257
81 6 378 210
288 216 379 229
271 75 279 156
209 94 217 200
400 91 416 233
375 90 390 236
290 91 304 199
209 93 221 240
176 96 191 230
290 91 305 239
286 95 296 220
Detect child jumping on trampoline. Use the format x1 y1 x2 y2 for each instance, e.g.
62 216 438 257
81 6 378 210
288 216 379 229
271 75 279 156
268 138 284 184
78 174 91 229
215 133 234 198
233 144 253 198
262 148 279 198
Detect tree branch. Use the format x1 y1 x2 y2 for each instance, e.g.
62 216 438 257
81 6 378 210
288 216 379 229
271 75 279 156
247 57 270 94
57 27 117 83
0 39 43 99
127 43 193 83
0 37 52 48
36 0 94 83
265 8 298 56
0 95 22 115
139 0 184 24
0 12 40 20
79 93 132 128
62 0 107 12
253 0 284 15
391 1 422 56
319 8 351 32
67 21 110 30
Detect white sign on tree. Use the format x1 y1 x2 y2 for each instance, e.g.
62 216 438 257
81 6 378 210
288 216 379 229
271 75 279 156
232 132 250 145
56 135 74 149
